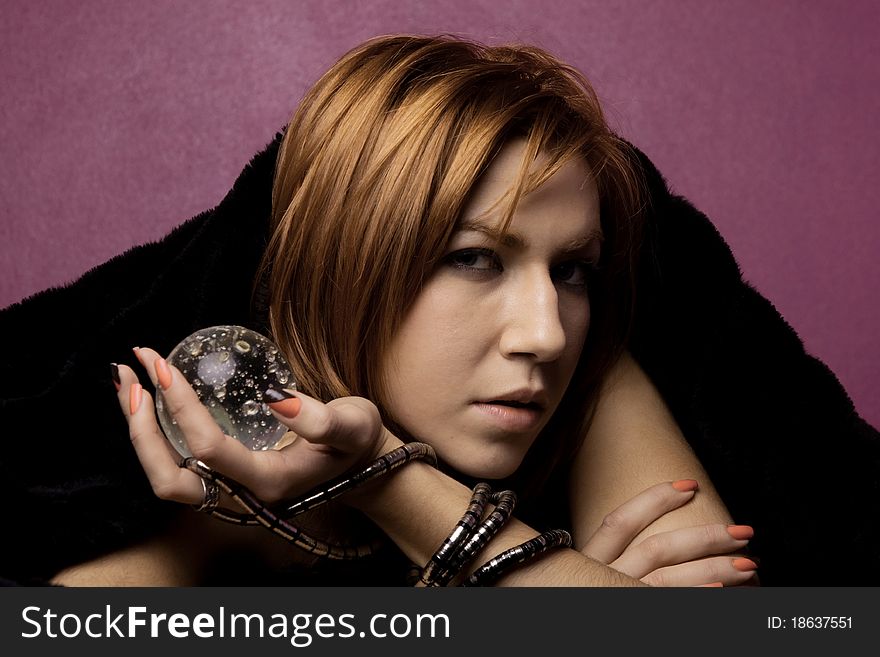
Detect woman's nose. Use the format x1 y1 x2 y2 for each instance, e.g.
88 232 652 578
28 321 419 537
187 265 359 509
498 271 567 362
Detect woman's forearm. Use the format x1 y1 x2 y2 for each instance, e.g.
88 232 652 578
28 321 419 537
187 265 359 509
351 459 646 587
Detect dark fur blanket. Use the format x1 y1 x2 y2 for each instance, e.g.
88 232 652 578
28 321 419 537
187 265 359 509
1 135 877 585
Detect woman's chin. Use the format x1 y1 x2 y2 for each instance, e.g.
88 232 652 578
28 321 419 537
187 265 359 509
439 450 525 482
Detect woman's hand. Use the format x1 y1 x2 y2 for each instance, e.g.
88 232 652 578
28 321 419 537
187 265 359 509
580 481 758 587
116 346 402 507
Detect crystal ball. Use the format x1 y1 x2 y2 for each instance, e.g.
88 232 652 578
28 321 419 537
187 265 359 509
155 325 295 457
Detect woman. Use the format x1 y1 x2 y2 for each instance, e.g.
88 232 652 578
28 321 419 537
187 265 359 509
68 35 753 587
5 35 875 586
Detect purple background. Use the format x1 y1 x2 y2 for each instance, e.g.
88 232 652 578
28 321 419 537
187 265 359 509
2 0 877 428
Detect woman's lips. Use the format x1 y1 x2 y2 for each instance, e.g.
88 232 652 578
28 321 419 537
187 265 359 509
471 401 544 432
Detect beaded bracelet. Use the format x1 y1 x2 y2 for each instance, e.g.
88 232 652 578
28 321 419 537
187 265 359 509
432 489 517 587
280 441 438 517
419 483 492 586
417 484 521 587
180 441 437 559
461 528 573 587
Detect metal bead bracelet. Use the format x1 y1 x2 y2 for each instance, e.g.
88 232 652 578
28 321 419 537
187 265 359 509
461 528 573 587
418 483 524 587
434 489 517 586
180 441 437 560
419 482 493 586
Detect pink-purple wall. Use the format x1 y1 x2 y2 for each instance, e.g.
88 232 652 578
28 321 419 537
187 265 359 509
2 0 877 428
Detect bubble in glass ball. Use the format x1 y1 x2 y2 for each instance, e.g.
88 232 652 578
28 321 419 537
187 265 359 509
155 325 295 457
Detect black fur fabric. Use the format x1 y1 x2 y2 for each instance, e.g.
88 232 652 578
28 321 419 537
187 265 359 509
629 150 880 585
0 136 279 584
1 135 877 585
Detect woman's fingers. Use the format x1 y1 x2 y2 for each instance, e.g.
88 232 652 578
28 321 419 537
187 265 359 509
262 393 391 499
133 346 265 481
640 555 759 587
579 479 758 587
131 347 389 503
116 363 205 505
581 480 699 564
269 393 385 453
609 523 753 579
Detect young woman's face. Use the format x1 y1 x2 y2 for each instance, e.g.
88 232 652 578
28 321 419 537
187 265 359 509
381 139 602 479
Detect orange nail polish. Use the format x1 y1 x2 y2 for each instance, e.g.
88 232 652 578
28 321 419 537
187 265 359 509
726 525 754 540
672 479 699 492
155 357 172 390
129 383 143 415
268 396 301 419
732 557 758 572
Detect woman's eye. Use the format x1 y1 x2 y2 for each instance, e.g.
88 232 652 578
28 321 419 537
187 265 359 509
552 260 596 286
445 248 501 272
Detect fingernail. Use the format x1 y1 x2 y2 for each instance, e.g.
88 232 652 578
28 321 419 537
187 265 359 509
263 388 296 403
155 357 172 390
265 389 301 418
110 363 121 391
726 525 754 540
132 346 144 364
672 479 699 492
129 383 143 415
732 557 758 572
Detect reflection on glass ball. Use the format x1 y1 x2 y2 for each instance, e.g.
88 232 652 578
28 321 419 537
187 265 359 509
156 325 294 457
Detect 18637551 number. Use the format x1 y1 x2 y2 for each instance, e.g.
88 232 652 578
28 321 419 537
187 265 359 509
767 617 852 630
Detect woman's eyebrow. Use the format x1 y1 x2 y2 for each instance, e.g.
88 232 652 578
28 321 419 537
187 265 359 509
458 219 604 250
562 230 605 253
458 219 523 246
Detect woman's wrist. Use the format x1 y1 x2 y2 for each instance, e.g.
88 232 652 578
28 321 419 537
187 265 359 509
348 455 494 567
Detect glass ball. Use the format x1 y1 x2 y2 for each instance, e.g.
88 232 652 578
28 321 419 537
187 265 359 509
155 325 295 457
